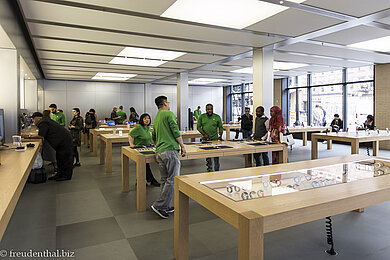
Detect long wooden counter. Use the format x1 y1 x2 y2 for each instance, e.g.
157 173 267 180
0 141 41 241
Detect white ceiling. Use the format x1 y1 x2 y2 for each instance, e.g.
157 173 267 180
16 0 390 86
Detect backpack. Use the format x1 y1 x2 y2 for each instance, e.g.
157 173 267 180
85 113 94 128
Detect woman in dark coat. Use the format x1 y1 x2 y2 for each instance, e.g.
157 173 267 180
69 107 83 166
129 107 139 123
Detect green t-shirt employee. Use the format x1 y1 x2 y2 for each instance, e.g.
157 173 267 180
128 113 160 186
197 104 223 141
150 96 186 219
49 103 66 126
193 106 202 120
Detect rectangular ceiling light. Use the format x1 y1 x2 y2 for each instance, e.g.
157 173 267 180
232 62 307 74
161 0 305 29
92 72 137 81
348 36 390 52
109 47 186 67
274 61 307 70
189 78 225 85
232 67 253 74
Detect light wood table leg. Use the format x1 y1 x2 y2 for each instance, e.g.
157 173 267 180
351 140 360 154
226 128 231 140
100 139 105 165
373 141 379 156
122 151 130 192
89 132 93 152
106 140 112 173
93 133 98 156
302 131 307 146
279 145 288 163
174 186 189 260
311 136 318 159
327 140 332 150
244 154 252 167
352 140 364 212
238 211 264 260
137 157 147 212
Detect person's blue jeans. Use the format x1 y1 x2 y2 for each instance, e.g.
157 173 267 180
153 150 180 211
254 152 270 166
206 157 220 171
242 129 252 139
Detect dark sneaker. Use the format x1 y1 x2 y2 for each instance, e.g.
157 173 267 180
151 205 168 219
167 207 174 213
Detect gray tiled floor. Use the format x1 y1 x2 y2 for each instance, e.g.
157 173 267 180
1 138 390 259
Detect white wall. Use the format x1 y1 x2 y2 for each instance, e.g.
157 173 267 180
25 79 38 112
42 80 144 122
0 49 18 142
43 80 224 125
189 86 223 119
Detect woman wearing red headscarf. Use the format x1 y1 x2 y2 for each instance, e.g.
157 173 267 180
269 106 285 164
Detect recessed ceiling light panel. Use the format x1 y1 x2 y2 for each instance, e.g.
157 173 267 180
92 72 137 81
348 36 390 52
161 0 305 29
109 47 186 67
189 78 225 85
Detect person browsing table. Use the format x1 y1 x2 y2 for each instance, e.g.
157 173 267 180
197 104 223 172
151 96 186 219
128 113 160 187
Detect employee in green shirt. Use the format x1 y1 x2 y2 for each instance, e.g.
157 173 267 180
193 106 202 121
116 105 127 124
128 113 160 187
197 103 223 172
49 103 66 126
151 96 186 219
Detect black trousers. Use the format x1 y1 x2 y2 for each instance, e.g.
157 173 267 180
73 146 79 163
146 163 157 182
56 145 74 179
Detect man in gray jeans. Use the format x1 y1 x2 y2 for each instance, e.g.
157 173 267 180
151 96 186 219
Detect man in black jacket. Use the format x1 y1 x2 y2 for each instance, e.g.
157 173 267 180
30 112 74 181
240 107 253 139
330 114 343 132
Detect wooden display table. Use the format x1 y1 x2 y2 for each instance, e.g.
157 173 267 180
0 141 41 241
89 127 131 156
223 124 241 140
100 131 202 173
174 154 390 259
287 126 331 146
121 140 287 211
311 131 390 159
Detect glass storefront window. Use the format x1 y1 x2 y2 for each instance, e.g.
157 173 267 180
289 89 296 125
297 75 308 87
347 66 373 82
232 94 242 122
244 93 253 113
298 88 308 125
312 70 343 85
312 85 343 126
243 83 253 92
232 85 242 93
346 82 374 129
